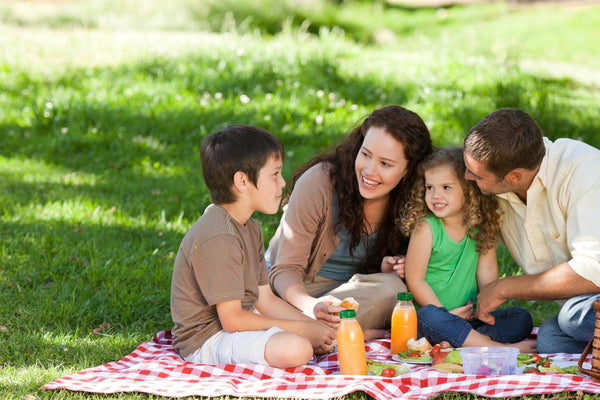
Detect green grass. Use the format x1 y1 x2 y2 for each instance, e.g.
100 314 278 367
1 0 599 398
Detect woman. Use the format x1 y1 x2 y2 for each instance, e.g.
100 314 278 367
268 105 433 339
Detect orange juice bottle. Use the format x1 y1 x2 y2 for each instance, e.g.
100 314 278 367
390 292 417 355
337 309 367 375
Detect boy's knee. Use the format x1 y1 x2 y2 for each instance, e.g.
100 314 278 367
265 333 312 368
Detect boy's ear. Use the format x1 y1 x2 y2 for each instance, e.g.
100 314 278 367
232 171 249 193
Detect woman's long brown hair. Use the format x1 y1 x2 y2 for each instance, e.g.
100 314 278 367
284 105 433 273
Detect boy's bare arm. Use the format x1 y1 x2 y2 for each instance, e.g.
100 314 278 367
216 294 336 354
255 284 313 320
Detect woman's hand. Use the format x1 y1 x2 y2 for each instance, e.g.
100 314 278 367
381 255 406 278
312 295 343 328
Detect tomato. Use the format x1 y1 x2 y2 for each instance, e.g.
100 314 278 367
430 344 441 357
523 367 541 374
531 354 543 363
407 352 421 358
381 368 396 377
542 360 551 368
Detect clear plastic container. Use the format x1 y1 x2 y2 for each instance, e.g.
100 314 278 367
459 346 519 375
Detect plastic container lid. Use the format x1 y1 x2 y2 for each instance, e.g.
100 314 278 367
397 292 413 301
339 309 357 319
459 346 519 376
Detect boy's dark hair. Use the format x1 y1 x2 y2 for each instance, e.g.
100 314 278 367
201 125 284 204
464 108 545 179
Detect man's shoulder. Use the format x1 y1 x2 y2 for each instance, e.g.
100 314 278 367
540 138 600 196
546 137 600 164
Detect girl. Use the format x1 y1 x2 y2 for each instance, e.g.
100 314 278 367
400 146 536 352
267 105 433 340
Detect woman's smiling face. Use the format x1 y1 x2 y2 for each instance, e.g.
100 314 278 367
355 126 408 203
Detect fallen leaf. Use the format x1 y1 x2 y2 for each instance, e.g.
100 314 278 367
91 322 112 336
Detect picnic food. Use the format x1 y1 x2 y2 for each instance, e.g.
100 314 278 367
407 337 432 353
395 349 433 364
431 349 463 373
430 344 442 357
518 353 580 375
337 309 367 375
340 297 359 311
331 297 359 315
391 292 417 354
366 359 410 376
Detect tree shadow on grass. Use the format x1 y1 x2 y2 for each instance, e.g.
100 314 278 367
1 56 598 252
2 52 598 175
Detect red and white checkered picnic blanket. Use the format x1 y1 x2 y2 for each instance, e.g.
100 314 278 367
43 330 600 399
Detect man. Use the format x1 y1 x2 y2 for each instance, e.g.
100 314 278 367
463 108 600 354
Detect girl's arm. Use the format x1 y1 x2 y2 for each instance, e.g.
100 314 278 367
476 245 499 289
405 221 443 307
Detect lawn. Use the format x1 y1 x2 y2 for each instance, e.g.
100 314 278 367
1 0 599 398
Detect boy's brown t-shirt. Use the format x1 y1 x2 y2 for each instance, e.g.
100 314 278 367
170 204 268 359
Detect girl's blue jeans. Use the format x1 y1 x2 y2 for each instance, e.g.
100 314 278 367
537 293 600 354
417 304 533 347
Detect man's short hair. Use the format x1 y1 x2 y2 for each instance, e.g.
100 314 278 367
200 125 284 204
464 108 545 179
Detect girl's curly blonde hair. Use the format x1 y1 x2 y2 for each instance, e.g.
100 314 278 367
397 146 501 252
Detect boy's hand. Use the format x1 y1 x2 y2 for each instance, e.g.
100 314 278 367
449 300 475 321
381 255 406 278
298 320 337 355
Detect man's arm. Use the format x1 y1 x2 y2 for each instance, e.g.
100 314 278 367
476 261 600 324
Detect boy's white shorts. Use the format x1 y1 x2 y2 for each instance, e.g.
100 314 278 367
185 327 283 365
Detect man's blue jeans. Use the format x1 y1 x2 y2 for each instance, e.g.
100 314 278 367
417 304 533 347
537 293 600 354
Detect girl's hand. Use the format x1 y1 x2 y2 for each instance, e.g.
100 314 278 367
381 255 406 278
449 300 475 321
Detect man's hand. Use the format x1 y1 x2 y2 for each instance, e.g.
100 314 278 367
381 255 406 278
476 279 508 325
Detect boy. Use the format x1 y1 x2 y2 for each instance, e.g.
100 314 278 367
170 125 336 368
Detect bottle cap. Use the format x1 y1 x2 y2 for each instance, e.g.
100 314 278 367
339 309 356 319
397 292 413 301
